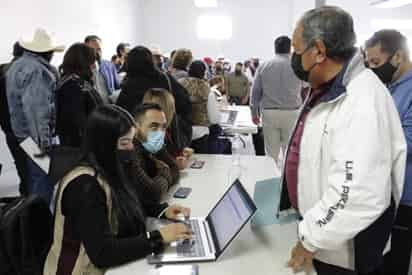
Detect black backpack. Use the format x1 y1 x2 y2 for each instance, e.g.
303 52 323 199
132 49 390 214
0 196 53 275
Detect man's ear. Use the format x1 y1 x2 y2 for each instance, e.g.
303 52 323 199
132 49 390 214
134 121 143 139
133 121 139 134
313 39 327 63
393 50 403 65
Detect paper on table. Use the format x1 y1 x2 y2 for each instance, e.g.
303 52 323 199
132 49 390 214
20 137 50 173
147 265 199 275
251 177 298 227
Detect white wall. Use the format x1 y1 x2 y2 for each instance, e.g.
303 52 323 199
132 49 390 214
291 0 318 30
326 1 412 48
141 0 316 63
0 0 143 65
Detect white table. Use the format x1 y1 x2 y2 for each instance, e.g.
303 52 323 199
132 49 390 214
220 105 258 135
107 155 315 275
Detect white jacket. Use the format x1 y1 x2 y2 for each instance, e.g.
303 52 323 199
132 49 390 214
284 51 407 270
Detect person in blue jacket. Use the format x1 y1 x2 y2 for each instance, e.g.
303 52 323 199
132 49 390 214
366 29 412 275
85 35 120 103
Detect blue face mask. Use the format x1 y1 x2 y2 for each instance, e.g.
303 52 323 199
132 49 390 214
142 130 166 154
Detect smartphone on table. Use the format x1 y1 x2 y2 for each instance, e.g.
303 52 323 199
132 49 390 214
190 160 205 169
173 187 192 199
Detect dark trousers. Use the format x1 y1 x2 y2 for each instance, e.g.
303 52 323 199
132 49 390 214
314 260 384 275
229 96 242 105
252 127 265 156
229 96 250 105
5 132 28 195
384 204 412 275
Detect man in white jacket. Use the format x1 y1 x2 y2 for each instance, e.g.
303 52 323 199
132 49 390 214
282 6 407 275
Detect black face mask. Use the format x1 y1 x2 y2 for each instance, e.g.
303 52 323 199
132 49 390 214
117 149 136 163
371 56 398 84
291 46 317 82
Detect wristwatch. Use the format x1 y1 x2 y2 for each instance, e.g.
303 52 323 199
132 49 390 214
146 230 164 254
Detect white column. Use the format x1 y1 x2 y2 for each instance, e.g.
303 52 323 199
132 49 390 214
316 0 327 7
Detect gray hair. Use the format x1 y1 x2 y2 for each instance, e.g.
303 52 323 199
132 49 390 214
300 6 356 60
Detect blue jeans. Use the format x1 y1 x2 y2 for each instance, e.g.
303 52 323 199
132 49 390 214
26 157 53 206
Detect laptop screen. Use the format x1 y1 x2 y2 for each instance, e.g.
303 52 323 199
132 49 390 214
206 180 257 255
220 110 238 125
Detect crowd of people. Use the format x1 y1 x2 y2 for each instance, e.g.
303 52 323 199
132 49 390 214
1 4 412 275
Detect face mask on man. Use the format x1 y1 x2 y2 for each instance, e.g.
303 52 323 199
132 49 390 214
142 130 166 154
290 45 318 82
371 55 398 84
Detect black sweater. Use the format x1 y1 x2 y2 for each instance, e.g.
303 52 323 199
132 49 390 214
56 75 103 147
117 73 191 117
61 175 167 268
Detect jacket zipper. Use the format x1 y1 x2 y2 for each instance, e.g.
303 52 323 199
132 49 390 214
276 89 312 218
276 90 346 217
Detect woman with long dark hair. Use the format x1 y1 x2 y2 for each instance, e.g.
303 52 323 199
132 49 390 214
56 43 103 147
44 105 191 274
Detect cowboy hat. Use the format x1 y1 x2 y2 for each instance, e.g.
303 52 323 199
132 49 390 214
150 46 163 56
19 28 65 53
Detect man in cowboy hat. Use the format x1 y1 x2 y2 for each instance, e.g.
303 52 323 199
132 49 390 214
150 46 164 72
6 28 64 205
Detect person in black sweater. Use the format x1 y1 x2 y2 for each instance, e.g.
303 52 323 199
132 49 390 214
44 105 192 274
56 43 103 147
116 46 193 149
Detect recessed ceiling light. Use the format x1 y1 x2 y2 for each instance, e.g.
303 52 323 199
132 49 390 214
370 0 412 8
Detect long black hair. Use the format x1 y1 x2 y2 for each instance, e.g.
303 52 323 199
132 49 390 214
60 43 96 80
125 46 160 78
81 105 145 236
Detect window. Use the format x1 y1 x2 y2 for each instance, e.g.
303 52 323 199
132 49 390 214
197 15 233 40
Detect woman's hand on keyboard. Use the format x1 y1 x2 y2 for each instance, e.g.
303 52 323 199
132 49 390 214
159 223 193 243
165 205 191 220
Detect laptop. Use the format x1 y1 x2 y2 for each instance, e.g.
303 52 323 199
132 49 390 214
147 179 257 264
220 110 239 126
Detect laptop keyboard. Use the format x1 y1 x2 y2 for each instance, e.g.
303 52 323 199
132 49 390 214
227 111 238 124
176 220 206 257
